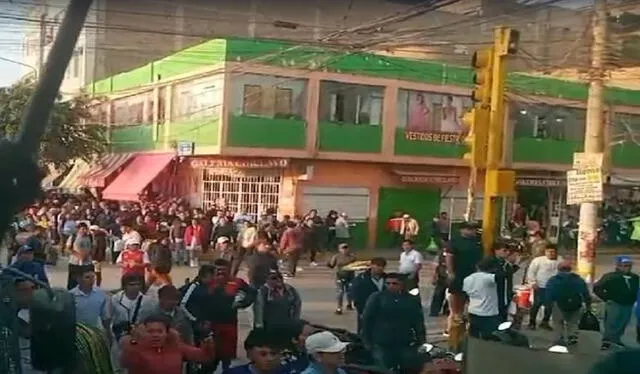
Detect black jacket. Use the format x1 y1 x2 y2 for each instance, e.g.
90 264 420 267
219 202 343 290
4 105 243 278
351 270 386 313
488 256 519 317
362 290 426 347
180 280 209 322
594 271 640 305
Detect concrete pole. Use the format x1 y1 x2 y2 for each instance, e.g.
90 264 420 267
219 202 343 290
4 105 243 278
577 0 607 285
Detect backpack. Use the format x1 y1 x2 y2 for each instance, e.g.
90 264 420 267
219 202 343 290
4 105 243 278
555 276 583 312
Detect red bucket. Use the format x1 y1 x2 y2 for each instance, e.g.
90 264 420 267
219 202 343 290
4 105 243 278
514 286 532 309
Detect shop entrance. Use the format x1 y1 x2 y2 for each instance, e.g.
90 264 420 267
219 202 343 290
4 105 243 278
376 187 440 248
201 169 281 221
516 185 564 243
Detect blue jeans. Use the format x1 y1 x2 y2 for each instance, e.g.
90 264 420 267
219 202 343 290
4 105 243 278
529 287 552 326
336 278 353 309
603 301 633 344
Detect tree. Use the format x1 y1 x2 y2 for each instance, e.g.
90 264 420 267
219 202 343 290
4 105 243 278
0 79 107 167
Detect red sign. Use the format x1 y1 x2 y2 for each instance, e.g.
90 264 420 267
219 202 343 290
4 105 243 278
190 158 289 169
404 131 462 143
400 175 461 185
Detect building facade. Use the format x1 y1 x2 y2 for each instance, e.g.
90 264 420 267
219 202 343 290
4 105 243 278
22 0 591 92
69 38 640 249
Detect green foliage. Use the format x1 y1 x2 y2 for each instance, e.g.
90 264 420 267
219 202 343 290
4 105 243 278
0 80 107 167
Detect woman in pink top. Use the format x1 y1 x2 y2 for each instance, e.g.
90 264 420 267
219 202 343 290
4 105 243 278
407 93 432 131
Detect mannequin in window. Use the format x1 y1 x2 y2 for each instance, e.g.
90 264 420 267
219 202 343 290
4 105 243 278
441 95 461 133
407 93 432 131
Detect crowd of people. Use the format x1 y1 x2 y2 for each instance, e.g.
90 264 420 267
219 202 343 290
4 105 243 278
9 192 640 373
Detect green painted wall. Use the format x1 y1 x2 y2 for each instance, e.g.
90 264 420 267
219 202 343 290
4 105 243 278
349 221 369 250
109 119 219 153
376 187 440 248
110 125 159 153
513 138 583 164
90 37 640 107
393 129 465 158
167 118 220 147
318 122 382 153
227 115 306 149
612 144 640 168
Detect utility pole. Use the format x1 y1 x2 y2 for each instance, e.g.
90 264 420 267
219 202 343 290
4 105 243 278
576 0 607 285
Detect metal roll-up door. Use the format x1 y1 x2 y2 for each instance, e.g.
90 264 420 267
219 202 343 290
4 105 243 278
302 186 370 220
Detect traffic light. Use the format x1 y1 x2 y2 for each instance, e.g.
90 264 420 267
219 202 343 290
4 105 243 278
471 48 494 105
462 105 490 168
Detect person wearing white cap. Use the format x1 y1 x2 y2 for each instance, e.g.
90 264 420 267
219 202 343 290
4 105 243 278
216 236 234 262
300 331 349 374
116 236 150 284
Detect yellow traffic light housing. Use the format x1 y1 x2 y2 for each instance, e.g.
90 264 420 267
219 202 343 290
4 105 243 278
462 106 490 169
471 48 494 105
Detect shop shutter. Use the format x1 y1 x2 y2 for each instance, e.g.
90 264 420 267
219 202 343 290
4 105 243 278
302 187 370 220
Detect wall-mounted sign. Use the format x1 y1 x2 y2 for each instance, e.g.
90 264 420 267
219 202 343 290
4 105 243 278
190 158 289 169
400 175 461 185
404 131 462 143
177 141 194 156
516 178 566 187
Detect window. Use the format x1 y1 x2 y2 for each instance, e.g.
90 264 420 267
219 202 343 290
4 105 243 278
243 85 263 116
72 54 79 78
275 88 293 116
320 82 384 125
242 84 295 118
201 169 281 221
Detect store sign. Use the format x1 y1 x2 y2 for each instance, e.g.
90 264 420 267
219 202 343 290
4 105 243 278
404 131 462 143
566 168 603 205
190 158 289 169
516 178 566 187
177 141 194 156
400 175 460 185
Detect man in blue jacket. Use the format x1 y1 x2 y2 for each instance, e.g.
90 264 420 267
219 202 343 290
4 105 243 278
545 260 590 346
11 245 48 285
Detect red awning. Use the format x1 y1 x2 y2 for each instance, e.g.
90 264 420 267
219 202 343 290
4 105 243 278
102 153 174 201
79 153 133 188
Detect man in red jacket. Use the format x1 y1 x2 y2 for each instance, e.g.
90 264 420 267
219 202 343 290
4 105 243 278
200 258 256 373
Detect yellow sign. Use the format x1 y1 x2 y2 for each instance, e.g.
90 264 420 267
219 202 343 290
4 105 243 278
566 168 603 205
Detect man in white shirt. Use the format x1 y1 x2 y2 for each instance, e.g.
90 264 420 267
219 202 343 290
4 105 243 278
526 244 561 330
398 239 423 290
463 257 501 339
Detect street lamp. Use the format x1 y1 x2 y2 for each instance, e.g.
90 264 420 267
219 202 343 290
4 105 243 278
0 56 38 81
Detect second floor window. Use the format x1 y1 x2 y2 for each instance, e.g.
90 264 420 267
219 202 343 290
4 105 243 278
320 81 384 125
242 85 294 118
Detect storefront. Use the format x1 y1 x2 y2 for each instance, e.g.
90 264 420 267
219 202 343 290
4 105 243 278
515 174 567 243
294 160 469 248
184 157 292 221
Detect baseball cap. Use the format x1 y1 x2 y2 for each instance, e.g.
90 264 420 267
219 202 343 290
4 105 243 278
616 255 632 265
217 236 230 244
305 331 348 354
89 225 100 231
125 237 141 246
17 245 33 255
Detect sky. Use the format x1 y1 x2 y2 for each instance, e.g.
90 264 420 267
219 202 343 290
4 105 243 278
0 0 595 88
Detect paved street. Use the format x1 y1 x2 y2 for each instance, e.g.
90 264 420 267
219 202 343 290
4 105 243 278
44 249 640 368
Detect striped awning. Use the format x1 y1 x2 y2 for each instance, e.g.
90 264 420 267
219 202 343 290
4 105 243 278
41 164 62 189
79 153 133 188
58 159 91 192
